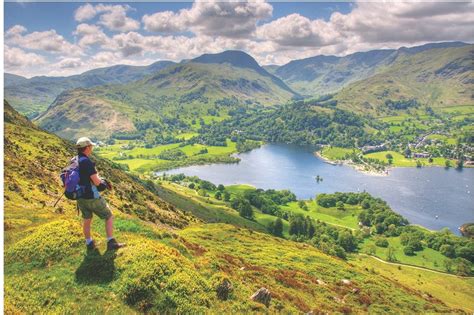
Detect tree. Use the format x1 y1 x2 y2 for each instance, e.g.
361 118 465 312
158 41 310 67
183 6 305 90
223 191 231 202
298 200 306 209
217 184 225 191
361 199 371 209
386 246 396 262
215 191 222 200
238 200 253 219
366 244 377 255
445 160 451 168
455 258 471 276
188 183 195 189
269 218 284 237
404 147 412 158
444 259 453 272
338 231 357 252
336 201 345 210
375 238 389 248
403 245 415 256
439 244 455 258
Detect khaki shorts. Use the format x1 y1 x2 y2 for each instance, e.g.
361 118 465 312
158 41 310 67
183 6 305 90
77 197 112 220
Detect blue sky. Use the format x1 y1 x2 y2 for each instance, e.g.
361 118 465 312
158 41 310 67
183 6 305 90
4 1 473 77
5 2 353 41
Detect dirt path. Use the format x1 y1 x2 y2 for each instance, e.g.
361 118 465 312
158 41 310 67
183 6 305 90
359 254 474 278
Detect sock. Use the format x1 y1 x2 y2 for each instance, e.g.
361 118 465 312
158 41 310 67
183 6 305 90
85 238 93 245
107 237 114 242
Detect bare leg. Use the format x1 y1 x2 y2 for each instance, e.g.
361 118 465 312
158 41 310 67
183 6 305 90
83 218 92 239
105 215 114 239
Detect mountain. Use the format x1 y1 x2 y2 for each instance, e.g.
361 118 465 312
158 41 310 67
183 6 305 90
334 44 473 114
35 51 298 140
191 50 296 95
273 42 471 97
4 73 28 87
4 61 175 118
4 100 455 313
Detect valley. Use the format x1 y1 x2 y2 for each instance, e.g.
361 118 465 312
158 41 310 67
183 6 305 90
4 41 474 313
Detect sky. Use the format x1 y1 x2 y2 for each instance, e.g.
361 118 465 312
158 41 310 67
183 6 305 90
4 1 474 78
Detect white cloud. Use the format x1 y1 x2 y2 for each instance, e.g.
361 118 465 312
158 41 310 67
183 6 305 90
142 10 187 33
98 5 140 32
74 4 140 32
6 26 82 56
56 58 84 69
5 24 27 38
4 45 46 69
74 24 109 48
74 3 97 22
256 1 474 57
256 14 337 47
143 0 272 38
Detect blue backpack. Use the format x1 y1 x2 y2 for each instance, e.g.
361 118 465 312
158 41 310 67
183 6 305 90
60 156 87 200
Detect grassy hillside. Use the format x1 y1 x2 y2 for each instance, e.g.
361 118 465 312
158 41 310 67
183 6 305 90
5 101 462 313
4 61 175 118
4 100 192 230
272 42 471 103
35 57 297 141
335 45 473 115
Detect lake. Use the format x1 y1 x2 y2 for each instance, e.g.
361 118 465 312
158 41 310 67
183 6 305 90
160 143 474 234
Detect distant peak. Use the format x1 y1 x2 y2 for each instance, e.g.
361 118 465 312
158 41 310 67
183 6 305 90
192 50 261 71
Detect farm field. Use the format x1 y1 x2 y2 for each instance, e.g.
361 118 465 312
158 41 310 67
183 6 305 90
96 139 238 172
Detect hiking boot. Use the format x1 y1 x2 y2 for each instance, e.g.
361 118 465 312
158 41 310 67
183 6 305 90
107 238 125 250
86 240 97 251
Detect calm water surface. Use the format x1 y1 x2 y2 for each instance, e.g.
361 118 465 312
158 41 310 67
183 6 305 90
161 144 474 234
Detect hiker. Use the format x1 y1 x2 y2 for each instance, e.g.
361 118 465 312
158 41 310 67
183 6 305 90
75 137 125 251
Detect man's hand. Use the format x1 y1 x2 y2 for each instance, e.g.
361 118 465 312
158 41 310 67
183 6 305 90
103 179 113 191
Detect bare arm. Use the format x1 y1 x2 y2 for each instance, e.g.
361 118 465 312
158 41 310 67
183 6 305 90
90 173 102 186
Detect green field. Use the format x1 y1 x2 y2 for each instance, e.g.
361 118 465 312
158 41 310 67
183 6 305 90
96 139 238 172
351 255 474 313
158 182 270 233
360 236 455 272
281 200 361 230
320 146 358 160
364 150 453 167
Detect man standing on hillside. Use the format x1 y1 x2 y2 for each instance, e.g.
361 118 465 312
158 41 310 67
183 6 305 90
76 137 125 251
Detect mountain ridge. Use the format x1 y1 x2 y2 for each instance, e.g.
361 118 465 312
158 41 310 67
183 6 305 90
272 41 472 96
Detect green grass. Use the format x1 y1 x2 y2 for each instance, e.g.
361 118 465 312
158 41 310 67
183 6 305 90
364 150 453 167
320 147 358 160
97 139 238 172
225 185 360 231
157 182 268 233
281 200 361 230
351 255 474 313
360 236 455 272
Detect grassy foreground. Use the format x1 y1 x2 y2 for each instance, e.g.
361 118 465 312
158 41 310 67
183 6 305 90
6 100 461 313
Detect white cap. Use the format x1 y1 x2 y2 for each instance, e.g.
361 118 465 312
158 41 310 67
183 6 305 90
76 137 96 148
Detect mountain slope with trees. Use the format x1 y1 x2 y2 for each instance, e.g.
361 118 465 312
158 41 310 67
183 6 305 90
35 51 298 140
272 42 471 100
5 61 175 118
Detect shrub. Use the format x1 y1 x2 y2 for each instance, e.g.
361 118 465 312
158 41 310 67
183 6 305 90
6 220 83 266
375 238 389 248
114 239 211 313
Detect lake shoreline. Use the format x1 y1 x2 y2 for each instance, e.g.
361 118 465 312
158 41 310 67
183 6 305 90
314 151 390 177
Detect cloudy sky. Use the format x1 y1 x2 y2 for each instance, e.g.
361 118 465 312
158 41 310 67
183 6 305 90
5 1 474 77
